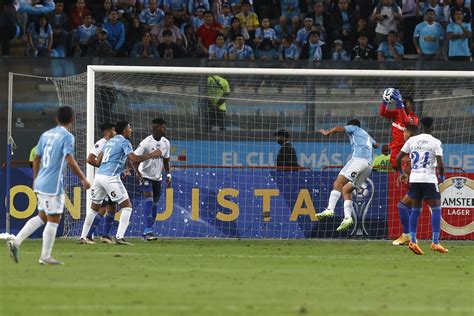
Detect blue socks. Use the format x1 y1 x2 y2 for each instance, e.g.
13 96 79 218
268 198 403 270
101 213 115 237
397 202 410 234
88 213 103 239
143 198 154 234
151 203 158 224
431 206 442 244
409 208 422 243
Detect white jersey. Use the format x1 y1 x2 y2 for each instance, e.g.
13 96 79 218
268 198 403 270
134 135 170 181
90 138 107 175
401 133 443 184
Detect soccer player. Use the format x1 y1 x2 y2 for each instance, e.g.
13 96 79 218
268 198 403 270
132 118 171 241
81 121 162 245
396 117 448 255
379 89 419 170
79 123 116 244
317 119 379 231
7 106 90 265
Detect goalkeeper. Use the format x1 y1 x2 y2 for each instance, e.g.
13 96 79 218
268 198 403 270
379 89 418 171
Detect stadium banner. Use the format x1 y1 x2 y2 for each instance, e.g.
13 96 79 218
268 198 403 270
170 141 474 172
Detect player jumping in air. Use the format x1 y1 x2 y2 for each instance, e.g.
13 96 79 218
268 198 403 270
80 123 117 244
396 117 448 255
132 118 171 241
379 89 418 170
81 121 162 245
7 106 90 265
317 119 379 231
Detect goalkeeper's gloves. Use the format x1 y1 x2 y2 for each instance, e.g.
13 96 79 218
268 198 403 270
392 90 405 109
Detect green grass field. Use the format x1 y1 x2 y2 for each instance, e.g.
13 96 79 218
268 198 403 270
1 239 473 316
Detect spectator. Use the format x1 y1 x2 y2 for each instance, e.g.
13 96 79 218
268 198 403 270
130 31 160 57
164 0 187 20
212 0 223 19
236 1 259 36
27 14 57 57
70 0 91 31
420 0 446 25
306 2 330 35
124 17 145 56
450 0 471 23
255 0 277 21
370 0 403 44
73 13 97 57
189 0 210 15
254 17 277 46
151 12 183 44
296 17 314 47
217 2 234 30
377 30 404 61
331 39 350 60
139 0 165 31
95 0 115 25
357 0 376 20
274 129 299 169
0 1 17 56
136 0 163 12
197 10 224 56
157 29 185 58
372 144 392 172
291 15 300 36
274 16 294 40
48 1 69 57
401 0 419 54
300 30 328 60
206 75 230 131
255 38 279 59
350 18 374 46
86 28 115 56
225 17 250 44
182 24 198 57
279 35 300 60
226 33 255 59
229 0 244 14
280 0 301 20
446 8 472 61
191 5 206 29
413 9 444 60
330 0 356 50
351 33 375 60
103 9 126 54
112 0 138 15
209 33 227 59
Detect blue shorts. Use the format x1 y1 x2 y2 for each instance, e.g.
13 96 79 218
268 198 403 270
142 178 162 203
408 182 441 200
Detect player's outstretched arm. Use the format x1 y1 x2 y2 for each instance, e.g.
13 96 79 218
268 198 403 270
66 155 91 190
379 88 398 120
127 149 162 163
319 126 345 136
436 155 445 182
395 151 408 183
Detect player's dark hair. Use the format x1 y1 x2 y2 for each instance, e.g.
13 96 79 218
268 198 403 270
421 117 434 130
162 29 172 37
152 118 166 125
204 10 213 16
101 122 115 132
405 124 418 135
425 8 435 14
347 119 361 127
57 106 73 124
403 95 414 104
388 30 398 36
309 30 321 37
115 121 129 134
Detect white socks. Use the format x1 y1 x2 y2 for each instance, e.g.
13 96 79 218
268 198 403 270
327 190 341 211
14 215 45 247
343 200 354 219
116 207 132 239
41 222 59 259
80 209 98 239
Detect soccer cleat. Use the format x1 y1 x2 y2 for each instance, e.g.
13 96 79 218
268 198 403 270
392 234 411 246
6 240 19 263
409 242 424 255
336 218 354 232
100 236 113 244
316 209 335 220
143 233 158 241
114 238 133 245
39 257 64 265
431 243 449 254
78 237 96 244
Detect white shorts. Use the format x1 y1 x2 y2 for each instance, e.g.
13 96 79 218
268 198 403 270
339 158 372 188
37 193 65 215
91 174 129 204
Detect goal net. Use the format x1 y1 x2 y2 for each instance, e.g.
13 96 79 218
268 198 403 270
46 67 473 240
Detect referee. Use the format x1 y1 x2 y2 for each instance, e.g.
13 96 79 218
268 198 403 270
274 129 299 169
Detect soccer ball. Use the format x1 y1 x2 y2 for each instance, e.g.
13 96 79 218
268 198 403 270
383 88 395 104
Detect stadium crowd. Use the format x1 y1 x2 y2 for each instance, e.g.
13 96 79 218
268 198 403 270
0 0 472 61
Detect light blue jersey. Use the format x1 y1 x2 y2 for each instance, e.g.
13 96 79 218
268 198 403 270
413 21 444 55
344 125 376 163
209 44 227 59
34 126 74 195
98 135 133 177
447 22 472 57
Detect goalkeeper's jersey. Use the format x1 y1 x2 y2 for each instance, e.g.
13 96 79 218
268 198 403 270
379 103 419 152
